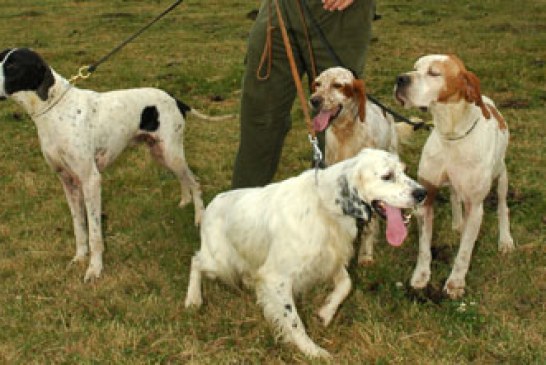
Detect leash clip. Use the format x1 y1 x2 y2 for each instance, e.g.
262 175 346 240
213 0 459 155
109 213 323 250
69 65 92 84
308 134 323 184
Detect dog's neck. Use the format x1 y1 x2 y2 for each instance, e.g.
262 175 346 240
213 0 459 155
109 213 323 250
429 99 482 139
11 69 72 119
329 103 361 137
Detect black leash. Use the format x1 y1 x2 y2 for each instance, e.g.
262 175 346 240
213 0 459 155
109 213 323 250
300 0 430 131
70 0 183 83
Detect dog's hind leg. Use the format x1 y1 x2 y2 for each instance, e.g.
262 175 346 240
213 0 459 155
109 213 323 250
318 267 352 327
496 165 514 253
150 140 204 225
411 182 437 290
256 275 330 358
59 172 88 263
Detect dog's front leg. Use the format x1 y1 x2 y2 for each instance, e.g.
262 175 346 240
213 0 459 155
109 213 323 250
59 173 88 263
257 275 330 358
318 267 351 327
444 200 484 298
358 218 378 265
411 182 437 289
81 169 104 282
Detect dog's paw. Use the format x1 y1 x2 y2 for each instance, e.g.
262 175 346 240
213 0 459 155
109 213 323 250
184 293 203 308
317 306 335 327
304 344 331 359
410 269 430 289
83 263 103 283
69 254 87 266
444 277 465 299
194 209 203 227
178 195 192 208
498 238 515 254
357 255 374 266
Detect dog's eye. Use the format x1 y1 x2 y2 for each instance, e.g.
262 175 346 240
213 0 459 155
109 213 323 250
314 81 321 88
332 82 342 89
382 172 394 181
428 70 441 77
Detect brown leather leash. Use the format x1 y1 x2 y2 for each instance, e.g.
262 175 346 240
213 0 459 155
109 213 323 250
271 0 323 175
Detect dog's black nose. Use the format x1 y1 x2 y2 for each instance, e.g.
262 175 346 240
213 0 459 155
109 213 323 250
310 95 323 109
412 188 427 203
396 75 411 88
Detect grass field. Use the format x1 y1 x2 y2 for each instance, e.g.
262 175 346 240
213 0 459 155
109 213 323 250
0 0 544 363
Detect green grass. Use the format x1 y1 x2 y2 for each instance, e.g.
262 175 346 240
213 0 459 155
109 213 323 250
0 0 544 363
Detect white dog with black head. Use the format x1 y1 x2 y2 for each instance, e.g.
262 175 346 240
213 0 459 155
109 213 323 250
0 47 228 281
185 148 426 358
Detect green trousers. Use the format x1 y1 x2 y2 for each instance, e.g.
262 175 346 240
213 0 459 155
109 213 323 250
232 0 375 188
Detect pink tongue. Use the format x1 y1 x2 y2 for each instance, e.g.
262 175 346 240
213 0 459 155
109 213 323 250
313 110 334 132
384 204 407 247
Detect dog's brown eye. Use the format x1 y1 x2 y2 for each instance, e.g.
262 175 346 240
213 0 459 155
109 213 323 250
314 81 321 88
382 172 394 181
332 82 342 89
428 70 441 77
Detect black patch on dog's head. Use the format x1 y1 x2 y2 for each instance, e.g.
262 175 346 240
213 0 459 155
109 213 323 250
1 48 55 101
140 106 160 132
335 175 371 221
175 98 191 118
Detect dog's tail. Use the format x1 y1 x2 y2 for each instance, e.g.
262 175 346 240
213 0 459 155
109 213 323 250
189 108 236 122
395 117 427 146
175 98 235 122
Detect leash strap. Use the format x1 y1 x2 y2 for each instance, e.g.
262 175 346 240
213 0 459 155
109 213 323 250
299 0 429 131
272 0 322 175
70 0 183 83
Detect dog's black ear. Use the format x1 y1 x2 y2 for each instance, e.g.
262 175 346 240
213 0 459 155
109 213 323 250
335 175 371 221
36 64 54 101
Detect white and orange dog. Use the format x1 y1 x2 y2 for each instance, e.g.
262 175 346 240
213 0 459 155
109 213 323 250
185 149 426 357
394 54 515 298
0 48 227 281
310 67 406 264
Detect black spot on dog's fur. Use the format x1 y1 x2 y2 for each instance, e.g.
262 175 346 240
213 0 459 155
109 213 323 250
336 175 371 221
1 48 55 101
175 98 191 118
140 106 160 132
284 304 292 312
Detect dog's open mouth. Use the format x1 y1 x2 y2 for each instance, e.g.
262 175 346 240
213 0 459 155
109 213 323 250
312 105 341 132
372 200 412 247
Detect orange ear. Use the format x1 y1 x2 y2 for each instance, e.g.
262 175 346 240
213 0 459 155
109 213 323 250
352 79 366 122
462 71 490 119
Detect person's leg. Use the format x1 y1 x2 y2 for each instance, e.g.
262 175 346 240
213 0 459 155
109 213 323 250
232 1 305 188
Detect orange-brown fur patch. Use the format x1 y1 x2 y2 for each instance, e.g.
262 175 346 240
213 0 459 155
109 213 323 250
437 55 490 119
342 79 366 122
486 103 507 130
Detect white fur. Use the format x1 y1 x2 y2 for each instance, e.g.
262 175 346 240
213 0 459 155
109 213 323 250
394 54 515 298
185 149 425 358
